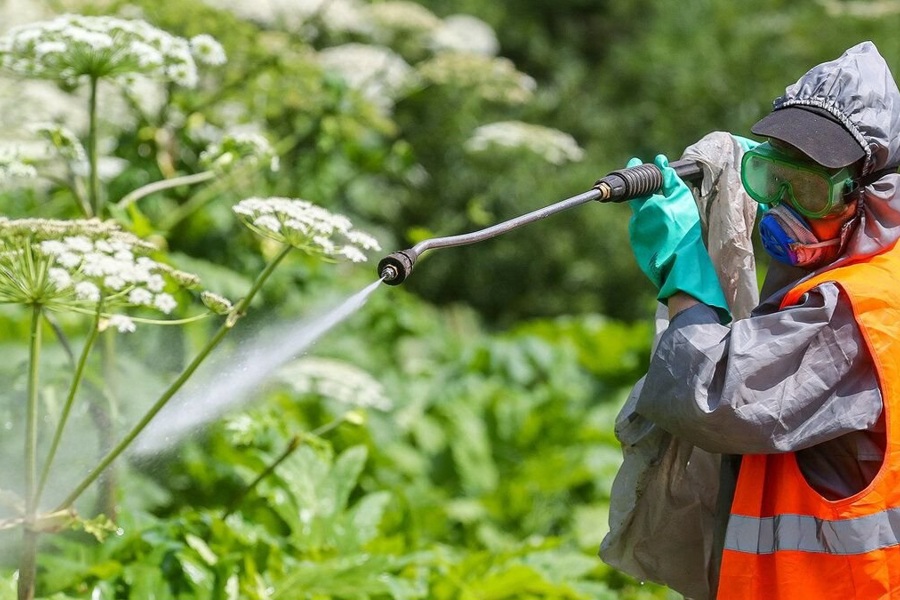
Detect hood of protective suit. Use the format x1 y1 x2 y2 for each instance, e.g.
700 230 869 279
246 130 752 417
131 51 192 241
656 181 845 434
769 42 900 266
775 41 900 175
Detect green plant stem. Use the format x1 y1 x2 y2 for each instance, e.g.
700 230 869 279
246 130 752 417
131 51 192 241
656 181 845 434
118 170 216 209
19 303 43 600
25 304 42 516
222 416 348 518
95 330 118 519
18 529 36 600
35 306 102 506
156 165 251 232
56 244 294 511
157 133 302 233
88 76 100 217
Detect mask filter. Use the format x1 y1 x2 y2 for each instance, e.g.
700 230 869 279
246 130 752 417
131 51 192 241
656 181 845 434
759 204 840 267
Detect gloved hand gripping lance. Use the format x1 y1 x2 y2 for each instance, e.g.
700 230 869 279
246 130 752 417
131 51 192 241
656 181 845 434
378 159 704 285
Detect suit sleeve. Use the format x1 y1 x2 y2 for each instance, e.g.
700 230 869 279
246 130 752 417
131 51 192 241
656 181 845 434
635 282 882 454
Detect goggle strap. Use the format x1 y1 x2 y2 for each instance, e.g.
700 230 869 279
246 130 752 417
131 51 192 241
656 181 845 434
857 167 898 188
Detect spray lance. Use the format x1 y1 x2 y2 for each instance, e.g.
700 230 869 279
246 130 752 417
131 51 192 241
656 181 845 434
377 158 704 285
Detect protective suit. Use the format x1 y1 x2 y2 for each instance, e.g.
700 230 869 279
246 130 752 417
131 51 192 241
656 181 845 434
601 41 900 600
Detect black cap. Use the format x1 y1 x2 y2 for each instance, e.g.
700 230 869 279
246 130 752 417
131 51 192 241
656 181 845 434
750 105 866 169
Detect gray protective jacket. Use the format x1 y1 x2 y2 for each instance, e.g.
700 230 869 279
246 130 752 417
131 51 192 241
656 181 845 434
605 41 900 599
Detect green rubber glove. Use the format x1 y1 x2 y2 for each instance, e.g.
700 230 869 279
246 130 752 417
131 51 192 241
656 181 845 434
732 134 759 153
627 154 731 323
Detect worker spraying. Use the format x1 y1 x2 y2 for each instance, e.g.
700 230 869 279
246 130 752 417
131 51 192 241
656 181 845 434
600 41 900 600
379 41 900 600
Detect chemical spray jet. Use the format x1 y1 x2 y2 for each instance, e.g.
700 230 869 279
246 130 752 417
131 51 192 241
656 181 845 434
378 159 704 285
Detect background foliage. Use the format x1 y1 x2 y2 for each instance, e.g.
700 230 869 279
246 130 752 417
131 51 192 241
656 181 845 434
1 0 899 598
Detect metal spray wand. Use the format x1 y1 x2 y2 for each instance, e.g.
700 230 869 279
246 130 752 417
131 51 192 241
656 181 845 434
378 159 704 285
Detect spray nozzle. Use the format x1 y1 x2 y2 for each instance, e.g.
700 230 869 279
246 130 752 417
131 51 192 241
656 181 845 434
378 250 418 285
378 159 703 285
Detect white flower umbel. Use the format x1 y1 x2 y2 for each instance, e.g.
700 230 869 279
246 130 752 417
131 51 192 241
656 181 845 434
0 151 37 183
279 356 393 411
363 1 441 43
429 15 500 57
0 14 224 87
233 197 380 262
189 34 227 66
417 52 536 105
199 131 277 172
317 43 415 112
203 0 367 37
465 121 585 165
33 123 88 163
0 218 202 330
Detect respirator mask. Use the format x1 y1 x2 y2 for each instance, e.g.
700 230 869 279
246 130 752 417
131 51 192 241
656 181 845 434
742 142 856 268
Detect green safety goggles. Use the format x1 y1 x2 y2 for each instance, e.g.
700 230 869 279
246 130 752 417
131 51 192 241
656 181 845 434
741 142 856 218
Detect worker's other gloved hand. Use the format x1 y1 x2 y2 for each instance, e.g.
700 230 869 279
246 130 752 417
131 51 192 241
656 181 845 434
627 154 731 323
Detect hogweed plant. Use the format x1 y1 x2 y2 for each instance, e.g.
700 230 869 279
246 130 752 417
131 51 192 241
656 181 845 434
0 217 207 599
124 130 280 231
0 201 378 599
53 198 379 512
0 14 226 218
0 14 381 600
464 121 586 165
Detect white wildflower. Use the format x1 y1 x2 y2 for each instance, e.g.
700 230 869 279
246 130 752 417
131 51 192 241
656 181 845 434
104 275 126 290
39 240 67 256
129 40 164 68
57 252 81 269
430 15 500 56
278 356 393 411
113 249 133 263
254 215 281 233
363 1 441 43
314 0 369 34
346 230 381 251
128 288 153 306
339 245 366 263
166 62 198 88
465 121 585 165
0 155 37 183
153 293 177 314
64 236 93 253
0 15 221 87
105 314 136 333
146 274 165 292
74 281 100 302
233 197 381 261
417 53 536 105
313 235 335 255
48 267 71 290
190 34 227 66
0 218 206 329
199 131 276 172
202 0 368 37
317 43 415 112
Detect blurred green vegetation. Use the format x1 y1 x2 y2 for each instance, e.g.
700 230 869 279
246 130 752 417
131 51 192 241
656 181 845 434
0 0 898 598
397 0 900 324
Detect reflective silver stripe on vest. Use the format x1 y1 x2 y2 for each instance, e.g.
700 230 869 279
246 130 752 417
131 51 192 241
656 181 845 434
725 508 900 555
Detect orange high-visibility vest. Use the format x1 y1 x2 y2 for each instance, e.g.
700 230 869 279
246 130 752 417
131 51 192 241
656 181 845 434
718 241 900 600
